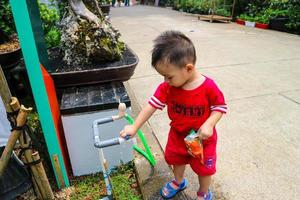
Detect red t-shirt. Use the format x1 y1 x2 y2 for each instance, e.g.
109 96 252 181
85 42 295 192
148 76 227 134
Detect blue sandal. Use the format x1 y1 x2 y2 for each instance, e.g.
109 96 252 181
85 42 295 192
196 190 213 200
160 178 188 199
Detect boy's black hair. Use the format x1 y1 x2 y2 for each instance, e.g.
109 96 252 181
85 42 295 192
151 30 196 68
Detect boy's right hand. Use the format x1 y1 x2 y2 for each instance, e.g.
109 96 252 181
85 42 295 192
120 125 138 139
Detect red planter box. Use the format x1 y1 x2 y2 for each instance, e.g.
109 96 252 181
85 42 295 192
236 19 245 25
255 23 269 29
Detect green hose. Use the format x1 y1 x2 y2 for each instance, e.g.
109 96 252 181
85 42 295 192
124 114 156 166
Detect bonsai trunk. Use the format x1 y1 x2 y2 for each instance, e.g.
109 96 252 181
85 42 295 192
69 0 102 27
61 0 125 67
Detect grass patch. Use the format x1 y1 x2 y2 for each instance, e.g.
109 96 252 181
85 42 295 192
111 162 142 200
69 161 142 200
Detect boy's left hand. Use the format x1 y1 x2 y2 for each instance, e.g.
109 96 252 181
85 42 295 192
197 122 214 140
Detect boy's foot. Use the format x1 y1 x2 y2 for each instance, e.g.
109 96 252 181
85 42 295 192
160 178 188 199
196 190 213 200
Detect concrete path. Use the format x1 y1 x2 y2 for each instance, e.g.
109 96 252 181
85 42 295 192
110 5 300 200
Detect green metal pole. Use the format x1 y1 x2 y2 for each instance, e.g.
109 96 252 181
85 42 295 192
10 0 69 188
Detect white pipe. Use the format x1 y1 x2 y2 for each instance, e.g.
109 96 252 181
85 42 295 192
112 103 126 120
98 148 112 197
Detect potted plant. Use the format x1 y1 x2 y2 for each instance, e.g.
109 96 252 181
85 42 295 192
269 0 300 34
238 14 255 27
263 2 289 32
254 13 269 29
46 0 138 87
0 0 22 70
236 13 246 25
98 0 111 16
236 18 245 25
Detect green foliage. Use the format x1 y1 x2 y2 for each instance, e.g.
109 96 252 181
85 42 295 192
111 162 142 200
0 0 62 46
253 14 269 24
215 8 231 17
173 0 232 16
238 0 300 29
70 173 105 200
165 0 175 7
38 1 61 48
238 14 255 22
44 27 61 48
27 112 43 133
0 0 16 43
117 41 126 52
173 0 211 14
285 0 300 30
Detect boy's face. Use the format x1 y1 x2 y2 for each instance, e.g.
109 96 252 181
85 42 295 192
155 62 194 88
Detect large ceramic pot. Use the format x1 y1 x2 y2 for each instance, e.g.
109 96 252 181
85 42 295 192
0 47 22 70
100 4 110 16
269 17 289 32
48 45 138 88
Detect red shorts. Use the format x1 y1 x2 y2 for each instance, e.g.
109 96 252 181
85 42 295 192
164 128 217 176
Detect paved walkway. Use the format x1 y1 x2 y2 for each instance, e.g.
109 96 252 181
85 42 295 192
110 5 300 200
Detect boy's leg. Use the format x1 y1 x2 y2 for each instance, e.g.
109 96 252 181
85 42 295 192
190 133 217 199
161 165 186 196
162 128 189 197
197 175 211 199
173 164 186 183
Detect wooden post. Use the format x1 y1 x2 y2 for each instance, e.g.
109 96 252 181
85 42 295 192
0 66 12 112
0 104 32 176
18 146 43 199
10 97 20 111
52 154 65 188
18 132 49 199
32 152 54 199
17 114 54 199
31 175 43 199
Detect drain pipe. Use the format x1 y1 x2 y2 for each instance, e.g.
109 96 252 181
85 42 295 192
93 102 156 199
93 103 130 200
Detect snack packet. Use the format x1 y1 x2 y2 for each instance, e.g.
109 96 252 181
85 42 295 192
184 130 204 165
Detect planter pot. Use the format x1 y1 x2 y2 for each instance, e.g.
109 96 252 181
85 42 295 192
255 23 269 29
0 47 22 70
100 4 110 16
48 45 138 88
269 17 289 32
236 19 245 25
245 21 255 27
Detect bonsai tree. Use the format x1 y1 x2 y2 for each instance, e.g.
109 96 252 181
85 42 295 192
60 0 125 67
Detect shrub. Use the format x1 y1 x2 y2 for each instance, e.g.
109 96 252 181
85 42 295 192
38 1 61 48
0 0 16 44
286 0 300 30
